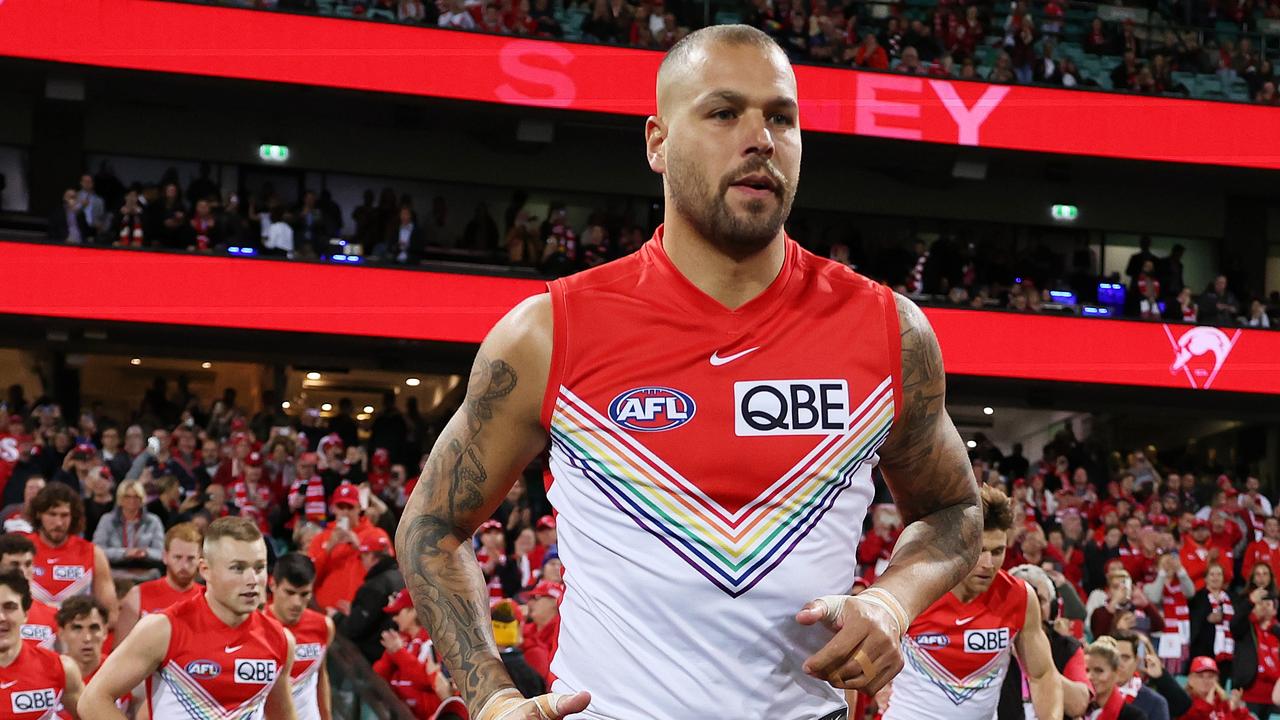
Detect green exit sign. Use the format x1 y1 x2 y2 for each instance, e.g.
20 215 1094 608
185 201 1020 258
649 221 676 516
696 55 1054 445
1051 204 1079 221
259 144 289 162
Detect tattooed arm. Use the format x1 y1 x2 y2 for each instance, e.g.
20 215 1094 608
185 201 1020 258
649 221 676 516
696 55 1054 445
395 296 589 719
872 294 982 620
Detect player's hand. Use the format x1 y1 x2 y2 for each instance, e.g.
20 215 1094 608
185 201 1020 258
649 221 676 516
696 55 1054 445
475 689 591 720
795 594 904 694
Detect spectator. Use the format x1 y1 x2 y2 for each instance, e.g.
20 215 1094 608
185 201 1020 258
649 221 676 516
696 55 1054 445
1188 563 1236 681
1058 57 1083 87
112 187 146 247
1245 299 1271 327
385 206 424 264
1230 585 1280 717
1085 636 1148 719
1183 656 1252 719
853 32 889 70
185 161 221 208
307 481 390 612
50 188 91 244
1174 287 1198 322
92 479 166 581
896 45 924 74
1182 518 1230 589
147 474 184 529
1084 17 1111 55
374 589 458 719
151 182 187 249
264 206 294 257
1010 27 1037 83
1107 630 1170 720
520 580 562 686
988 51 1016 83
1136 259 1162 320
0 475 44 534
337 533 404 664
1111 50 1141 91
76 173 107 241
438 0 477 28
492 598 546 698
184 198 219 252
1198 275 1239 325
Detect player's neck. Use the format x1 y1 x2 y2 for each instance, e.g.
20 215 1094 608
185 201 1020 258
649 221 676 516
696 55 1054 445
660 218 786 311
268 605 295 626
0 640 21 667
77 654 102 678
206 592 252 628
951 583 982 604
38 531 66 548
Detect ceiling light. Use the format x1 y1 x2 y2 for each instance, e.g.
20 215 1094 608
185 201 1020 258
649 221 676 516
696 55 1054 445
363 405 374 414
983 406 994 415
281 401 291 410
201 362 212 369
321 403 333 412
405 377 421 387
130 358 141 366
357 413 371 421
306 372 321 381
966 440 977 449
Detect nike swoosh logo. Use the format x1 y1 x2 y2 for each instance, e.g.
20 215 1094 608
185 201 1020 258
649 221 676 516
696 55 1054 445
955 616 977 625
0 681 16 689
46 558 59 564
709 347 760 367
224 644 243 653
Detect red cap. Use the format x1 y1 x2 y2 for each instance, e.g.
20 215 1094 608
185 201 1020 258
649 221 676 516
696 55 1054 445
477 519 504 534
97 466 113 480
245 451 264 468
372 448 390 468
319 433 344 453
1148 514 1170 527
330 482 361 508
7 414 22 425
230 417 247 432
72 443 96 457
230 432 250 446
298 452 319 465
1012 478 1027 488
1193 518 1210 530
359 534 392 554
1190 656 1219 674
384 589 414 614
536 515 556 531
527 581 564 601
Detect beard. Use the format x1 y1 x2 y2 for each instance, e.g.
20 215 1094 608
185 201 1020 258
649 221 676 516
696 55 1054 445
666 151 796 259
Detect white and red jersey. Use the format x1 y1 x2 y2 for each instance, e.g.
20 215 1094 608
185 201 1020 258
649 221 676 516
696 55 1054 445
20 600 57 650
136 576 204 617
542 228 901 719
265 607 329 720
0 640 65 719
883 571 1029 720
147 592 289 720
23 533 94 608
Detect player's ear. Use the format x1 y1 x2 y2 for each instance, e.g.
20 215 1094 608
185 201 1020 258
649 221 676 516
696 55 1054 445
645 116 667 174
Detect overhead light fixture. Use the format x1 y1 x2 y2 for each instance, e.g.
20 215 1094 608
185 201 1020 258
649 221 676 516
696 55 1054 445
1051 204 1079 221
130 358 141 366
281 401 291 410
983 407 994 415
405 378 421 387
966 440 978 449
363 405 374 414
321 403 333 412
306 372 321 381
259 143 289 162
201 362 212 369
357 413 371 421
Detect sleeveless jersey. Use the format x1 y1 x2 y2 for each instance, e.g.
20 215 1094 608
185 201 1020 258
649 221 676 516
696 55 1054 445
137 576 204 616
20 601 57 649
265 607 329 720
147 592 289 720
58 665 130 719
883 570 1030 720
542 228 902 719
24 533 94 608
1 640 66 719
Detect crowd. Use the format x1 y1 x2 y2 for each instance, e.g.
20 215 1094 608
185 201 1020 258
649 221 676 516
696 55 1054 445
44 164 1280 329
213 0 1280 104
859 427 1280 718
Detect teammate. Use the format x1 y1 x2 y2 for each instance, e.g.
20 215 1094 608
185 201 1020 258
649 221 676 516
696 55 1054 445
55 596 134 718
880 485 1063 720
0 534 58 649
264 554 333 720
0 570 84 719
22 483 116 620
115 523 204 640
79 517 296 720
396 23 983 720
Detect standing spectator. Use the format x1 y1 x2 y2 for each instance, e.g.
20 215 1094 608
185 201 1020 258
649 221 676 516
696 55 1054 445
293 190 329 257
1084 17 1111 54
1243 516 1280 581
264 206 294 257
880 16 905 59
92 479 166 582
49 188 91 244
369 392 408 466
1182 518 1230 589
1189 563 1236 681
185 162 220 208
307 482 390 613
1231 585 1280 718
184 198 219 251
337 534 404 664
1199 275 1239 326
1010 27 1037 84
387 206 424 264
152 182 187 249
76 173 106 241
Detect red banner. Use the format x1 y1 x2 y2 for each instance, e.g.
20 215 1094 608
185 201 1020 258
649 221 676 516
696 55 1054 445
2 0 1279 169
2 241 1279 394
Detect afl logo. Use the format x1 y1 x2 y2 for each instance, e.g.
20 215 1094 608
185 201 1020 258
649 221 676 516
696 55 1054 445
185 660 221 678
608 387 696 432
915 633 950 648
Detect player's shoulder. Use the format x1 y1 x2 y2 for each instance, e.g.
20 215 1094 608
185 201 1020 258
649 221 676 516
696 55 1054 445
793 241 886 297
551 244 652 299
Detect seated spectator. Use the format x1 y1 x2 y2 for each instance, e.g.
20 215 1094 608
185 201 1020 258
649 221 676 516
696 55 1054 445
112 186 146 247
1058 57 1083 87
1198 275 1239 326
896 45 925 74
1245 299 1272 327
1084 17 1112 55
50 188 92 244
988 51 1016 83
438 0 477 28
1107 630 1170 720
1184 656 1252 719
1111 50 1141 91
92 479 166 581
151 182 187 249
84 467 118 538
1085 636 1148 719
853 32 889 70
520 580 562 686
337 534 403 664
1189 563 1236 681
492 599 545 698
0 475 44 534
375 590 461 719
263 206 294 258
1033 41 1061 84
184 198 219 252
146 474 184 529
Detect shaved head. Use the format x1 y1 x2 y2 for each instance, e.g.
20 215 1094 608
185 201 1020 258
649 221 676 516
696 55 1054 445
646 24 801 257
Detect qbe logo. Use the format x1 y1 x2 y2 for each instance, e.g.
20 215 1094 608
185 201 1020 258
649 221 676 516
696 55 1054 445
11 689 58 714
19 624 52 643
52 565 85 582
185 660 221 679
734 380 849 436
234 659 278 685
914 632 950 648
607 387 696 432
295 643 323 661
963 628 1009 654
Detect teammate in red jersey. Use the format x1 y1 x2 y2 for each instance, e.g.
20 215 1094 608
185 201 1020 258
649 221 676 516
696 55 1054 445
115 522 203 640
22 484 116 619
0 570 84 719
881 485 1063 720
265 554 333 720
0 534 57 650
55 596 135 719
79 517 296 720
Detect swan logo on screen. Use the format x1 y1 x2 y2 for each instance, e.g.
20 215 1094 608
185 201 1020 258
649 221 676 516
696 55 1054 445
1163 325 1242 390
608 387 696 432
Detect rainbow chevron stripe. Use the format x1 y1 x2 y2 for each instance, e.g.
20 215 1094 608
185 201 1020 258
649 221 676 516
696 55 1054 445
901 637 1009 706
155 660 275 720
549 377 894 597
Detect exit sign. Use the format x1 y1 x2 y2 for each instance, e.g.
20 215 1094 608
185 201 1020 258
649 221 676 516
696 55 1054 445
259 144 289 162
1051 204 1079 221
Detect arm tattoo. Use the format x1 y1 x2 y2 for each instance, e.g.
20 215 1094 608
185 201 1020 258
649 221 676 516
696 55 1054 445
396 353 522 709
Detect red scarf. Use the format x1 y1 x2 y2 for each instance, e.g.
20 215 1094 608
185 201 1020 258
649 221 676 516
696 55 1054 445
1208 590 1235 659
1089 688 1126 720
288 474 328 524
